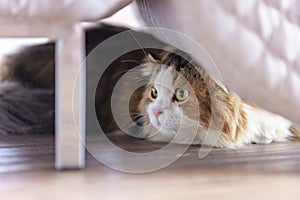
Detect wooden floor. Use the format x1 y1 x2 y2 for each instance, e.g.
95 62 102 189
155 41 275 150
1 132 300 200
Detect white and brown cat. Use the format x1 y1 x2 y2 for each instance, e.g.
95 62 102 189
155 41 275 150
1 24 299 148
135 51 300 148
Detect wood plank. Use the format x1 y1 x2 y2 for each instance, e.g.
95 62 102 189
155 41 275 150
1 132 300 199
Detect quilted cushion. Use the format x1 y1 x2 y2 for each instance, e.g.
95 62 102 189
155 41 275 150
137 0 300 124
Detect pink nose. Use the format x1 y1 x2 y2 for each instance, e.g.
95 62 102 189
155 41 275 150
153 108 163 119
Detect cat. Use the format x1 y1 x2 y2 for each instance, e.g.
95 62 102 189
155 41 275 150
134 51 300 148
1 23 299 149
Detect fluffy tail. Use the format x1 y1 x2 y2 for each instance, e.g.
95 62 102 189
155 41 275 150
0 82 54 134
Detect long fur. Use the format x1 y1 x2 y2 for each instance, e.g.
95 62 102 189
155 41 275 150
0 82 54 134
137 52 300 148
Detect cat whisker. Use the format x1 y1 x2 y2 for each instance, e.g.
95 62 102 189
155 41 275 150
112 113 147 127
119 116 148 134
114 112 147 117
111 68 148 81
120 59 143 65
111 68 142 78
110 70 131 79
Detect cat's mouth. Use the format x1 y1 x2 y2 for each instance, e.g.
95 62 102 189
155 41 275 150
152 118 179 134
148 112 183 133
150 116 162 128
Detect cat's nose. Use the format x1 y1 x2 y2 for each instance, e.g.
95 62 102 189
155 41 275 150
153 108 163 119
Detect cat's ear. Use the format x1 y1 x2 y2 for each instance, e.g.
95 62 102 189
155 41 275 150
208 76 229 94
140 61 157 77
146 53 159 63
213 78 229 94
139 53 160 77
140 54 159 77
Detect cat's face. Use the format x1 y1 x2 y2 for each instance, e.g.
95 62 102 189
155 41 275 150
138 54 206 140
146 67 193 135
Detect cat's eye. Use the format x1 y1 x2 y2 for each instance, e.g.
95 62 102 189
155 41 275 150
175 88 189 102
150 86 158 100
